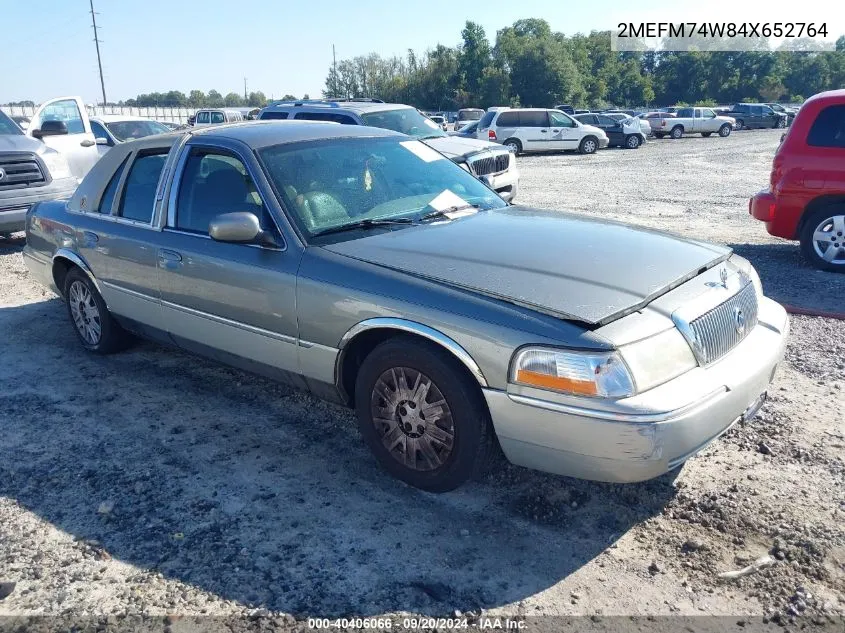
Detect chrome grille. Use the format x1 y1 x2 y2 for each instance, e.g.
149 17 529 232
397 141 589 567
468 152 509 176
688 282 758 365
0 153 45 189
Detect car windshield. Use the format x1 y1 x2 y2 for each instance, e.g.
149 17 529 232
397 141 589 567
105 120 170 141
259 136 506 237
0 110 23 135
360 107 446 139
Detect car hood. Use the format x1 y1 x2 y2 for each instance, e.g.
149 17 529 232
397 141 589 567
0 134 46 153
322 206 731 326
422 135 507 159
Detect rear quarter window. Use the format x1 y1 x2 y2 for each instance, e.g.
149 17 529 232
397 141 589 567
261 111 289 120
118 152 168 223
97 156 129 213
495 111 519 127
478 111 496 128
294 112 357 124
806 105 845 149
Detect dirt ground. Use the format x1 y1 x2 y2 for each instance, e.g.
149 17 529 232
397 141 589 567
0 128 843 630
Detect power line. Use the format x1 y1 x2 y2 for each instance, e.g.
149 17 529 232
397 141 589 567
89 0 107 105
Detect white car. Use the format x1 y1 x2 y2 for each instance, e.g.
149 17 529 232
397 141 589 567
193 109 245 126
89 115 172 157
477 107 609 155
428 115 448 131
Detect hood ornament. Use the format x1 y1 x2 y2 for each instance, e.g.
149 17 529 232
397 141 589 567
719 267 729 289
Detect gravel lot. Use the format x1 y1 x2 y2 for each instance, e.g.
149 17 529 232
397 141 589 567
0 128 843 630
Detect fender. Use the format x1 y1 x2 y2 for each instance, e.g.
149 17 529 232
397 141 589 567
52 248 104 298
337 317 488 387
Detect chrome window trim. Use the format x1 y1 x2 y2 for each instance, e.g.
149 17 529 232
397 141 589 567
337 317 488 387
161 299 297 345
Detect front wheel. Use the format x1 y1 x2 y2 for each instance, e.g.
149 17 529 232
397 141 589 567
579 136 598 154
701 132 712 137
625 134 642 149
354 338 498 492
800 207 845 272
776 118 787 129
64 268 132 353
670 126 683 139
718 124 732 137
735 119 745 130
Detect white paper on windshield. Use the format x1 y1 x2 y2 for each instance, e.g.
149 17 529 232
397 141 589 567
400 140 444 162
428 189 473 218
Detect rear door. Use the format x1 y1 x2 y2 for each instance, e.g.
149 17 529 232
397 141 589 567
518 110 551 150
28 96 99 180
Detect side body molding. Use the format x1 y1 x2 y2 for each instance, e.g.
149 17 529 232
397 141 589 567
337 317 489 387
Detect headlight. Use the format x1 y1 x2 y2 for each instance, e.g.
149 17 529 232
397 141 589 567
41 151 72 180
618 328 698 392
511 347 635 398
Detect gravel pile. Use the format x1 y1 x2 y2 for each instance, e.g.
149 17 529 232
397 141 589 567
0 129 843 629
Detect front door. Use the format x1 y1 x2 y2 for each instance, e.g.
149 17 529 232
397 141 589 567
156 144 300 378
548 111 582 150
595 115 624 146
28 96 99 180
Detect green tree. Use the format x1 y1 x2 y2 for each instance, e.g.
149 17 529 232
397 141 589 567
247 91 267 107
187 90 206 107
458 21 492 103
206 90 224 107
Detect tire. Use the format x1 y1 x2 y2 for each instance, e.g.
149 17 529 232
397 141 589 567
718 124 732 137
799 206 845 272
735 119 745 130
625 134 642 149
654 133 665 139
64 268 132 353
701 132 712 137
579 136 598 154
354 337 497 492
503 138 522 154
776 117 787 129
670 126 684 139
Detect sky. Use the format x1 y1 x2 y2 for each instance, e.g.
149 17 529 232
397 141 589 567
1 0 837 105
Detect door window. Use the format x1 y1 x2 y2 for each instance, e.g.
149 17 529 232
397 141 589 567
294 111 357 124
261 111 289 120
174 150 269 235
700 108 715 118
549 111 575 127
210 111 225 124
519 111 549 127
751 106 763 116
118 152 168 223
39 99 85 134
676 108 694 118
196 111 210 124
807 105 845 148
597 115 619 126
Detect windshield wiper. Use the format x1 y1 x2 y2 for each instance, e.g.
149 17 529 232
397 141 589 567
418 133 445 140
418 204 480 222
311 217 414 238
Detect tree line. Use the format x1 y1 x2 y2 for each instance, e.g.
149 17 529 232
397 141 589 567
323 19 845 110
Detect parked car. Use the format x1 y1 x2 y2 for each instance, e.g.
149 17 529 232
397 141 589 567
477 107 609 155
603 109 638 117
764 103 798 126
89 116 172 157
259 99 519 202
602 112 652 138
455 108 484 130
428 115 448 131
638 111 675 134
653 107 735 139
23 122 788 491
554 104 575 114
449 121 478 138
749 89 845 272
720 103 787 130
25 96 100 181
573 113 646 149
159 121 189 131
0 109 78 236
192 109 245 126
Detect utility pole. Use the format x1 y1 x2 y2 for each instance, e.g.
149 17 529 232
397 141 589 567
244 77 248 103
89 0 107 106
332 44 338 97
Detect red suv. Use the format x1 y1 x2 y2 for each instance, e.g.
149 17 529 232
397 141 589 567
749 89 845 272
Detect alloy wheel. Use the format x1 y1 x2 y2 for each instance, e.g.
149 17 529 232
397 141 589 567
812 215 845 266
370 366 455 472
69 280 102 345
583 139 597 153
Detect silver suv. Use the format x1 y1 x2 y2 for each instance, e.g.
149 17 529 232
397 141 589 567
259 99 519 202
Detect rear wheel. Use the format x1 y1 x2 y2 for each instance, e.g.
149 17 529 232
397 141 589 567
579 136 598 154
701 132 712 137
670 126 683 139
654 133 665 139
64 268 132 353
800 206 845 272
354 338 497 492
625 134 642 149
503 138 522 154
718 124 732 137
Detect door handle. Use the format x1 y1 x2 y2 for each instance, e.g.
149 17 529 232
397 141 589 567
540 129 548 133
82 231 99 246
80 139 95 147
158 249 182 269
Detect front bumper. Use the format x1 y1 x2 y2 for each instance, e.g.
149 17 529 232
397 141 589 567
598 137 609 149
484 297 789 483
0 179 77 233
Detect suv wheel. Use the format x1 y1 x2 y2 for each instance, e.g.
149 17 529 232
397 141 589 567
579 136 598 154
800 207 845 272
64 268 132 353
670 126 684 139
718 124 732 137
503 138 522 154
354 337 497 492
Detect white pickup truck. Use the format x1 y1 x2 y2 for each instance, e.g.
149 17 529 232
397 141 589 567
653 107 736 139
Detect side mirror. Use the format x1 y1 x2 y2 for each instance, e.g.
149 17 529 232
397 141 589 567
209 212 279 248
32 120 68 139
95 137 110 146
